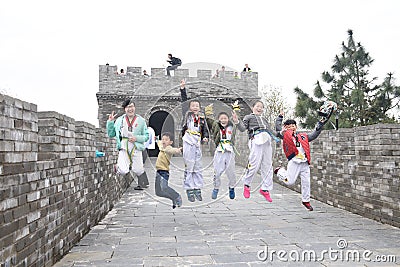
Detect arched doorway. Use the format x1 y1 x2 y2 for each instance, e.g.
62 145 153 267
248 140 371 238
148 111 175 157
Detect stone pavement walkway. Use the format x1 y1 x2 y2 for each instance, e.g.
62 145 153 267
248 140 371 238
54 157 400 267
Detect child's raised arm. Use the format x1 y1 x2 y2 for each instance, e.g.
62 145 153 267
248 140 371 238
231 101 246 132
179 80 189 117
308 120 325 142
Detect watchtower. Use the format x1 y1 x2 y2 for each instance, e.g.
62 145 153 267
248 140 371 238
96 65 260 155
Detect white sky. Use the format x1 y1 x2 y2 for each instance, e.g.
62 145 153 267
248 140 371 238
1 0 399 127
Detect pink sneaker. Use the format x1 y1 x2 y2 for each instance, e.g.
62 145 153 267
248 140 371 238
259 189 272 202
243 185 250 198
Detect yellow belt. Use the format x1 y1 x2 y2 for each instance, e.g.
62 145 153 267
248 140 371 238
218 139 240 155
186 130 201 136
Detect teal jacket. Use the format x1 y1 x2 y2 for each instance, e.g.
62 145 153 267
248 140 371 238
106 114 149 151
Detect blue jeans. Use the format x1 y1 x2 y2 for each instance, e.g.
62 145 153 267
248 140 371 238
155 170 179 202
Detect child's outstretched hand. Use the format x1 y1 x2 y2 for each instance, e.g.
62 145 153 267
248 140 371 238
108 111 118 121
232 110 239 124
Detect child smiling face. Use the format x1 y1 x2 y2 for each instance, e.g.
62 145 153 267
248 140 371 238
189 101 200 115
252 101 264 115
218 113 229 127
284 124 297 132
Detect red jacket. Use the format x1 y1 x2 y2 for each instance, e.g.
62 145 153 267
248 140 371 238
282 130 311 164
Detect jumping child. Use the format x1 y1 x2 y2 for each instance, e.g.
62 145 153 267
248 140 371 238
179 80 209 202
274 104 333 211
155 132 183 209
205 101 244 200
236 100 277 202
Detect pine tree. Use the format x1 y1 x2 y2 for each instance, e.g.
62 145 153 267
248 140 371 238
370 72 400 123
294 29 399 128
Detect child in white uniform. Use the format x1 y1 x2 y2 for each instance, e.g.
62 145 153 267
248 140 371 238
236 100 277 202
179 80 209 202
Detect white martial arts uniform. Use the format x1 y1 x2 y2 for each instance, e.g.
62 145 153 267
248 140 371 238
242 131 274 191
182 116 204 190
276 139 311 202
213 125 236 189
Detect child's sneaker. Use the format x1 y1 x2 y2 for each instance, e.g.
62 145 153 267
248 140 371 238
243 185 251 198
194 189 202 201
302 201 313 211
229 187 235 199
259 189 272 202
173 195 182 209
211 189 219 199
275 167 289 183
186 189 195 202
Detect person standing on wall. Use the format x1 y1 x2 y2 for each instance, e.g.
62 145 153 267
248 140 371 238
242 63 251 72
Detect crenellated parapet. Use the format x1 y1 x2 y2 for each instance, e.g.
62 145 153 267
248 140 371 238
98 64 258 96
97 64 260 129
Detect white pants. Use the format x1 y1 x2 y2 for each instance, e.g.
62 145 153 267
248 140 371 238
183 142 203 189
213 151 236 189
117 148 144 176
242 139 273 191
276 160 310 202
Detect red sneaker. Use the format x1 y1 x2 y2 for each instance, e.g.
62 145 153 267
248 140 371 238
259 189 272 202
243 185 251 198
302 202 313 211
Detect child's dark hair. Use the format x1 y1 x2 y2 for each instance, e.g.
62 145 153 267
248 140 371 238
189 99 201 107
252 100 264 107
283 119 297 126
122 98 135 108
161 132 174 140
218 112 229 119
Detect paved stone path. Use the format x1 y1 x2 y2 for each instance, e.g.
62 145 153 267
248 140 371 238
54 157 400 266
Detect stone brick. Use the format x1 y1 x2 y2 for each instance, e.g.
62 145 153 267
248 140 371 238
0 197 18 211
0 140 14 151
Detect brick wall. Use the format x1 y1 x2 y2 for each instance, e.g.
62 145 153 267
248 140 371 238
235 124 400 228
0 94 132 267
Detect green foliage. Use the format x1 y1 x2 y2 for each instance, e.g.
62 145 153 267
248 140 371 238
294 29 400 128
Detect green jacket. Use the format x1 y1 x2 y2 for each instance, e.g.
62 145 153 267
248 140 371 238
106 114 149 151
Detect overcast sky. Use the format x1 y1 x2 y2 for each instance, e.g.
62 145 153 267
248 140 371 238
1 0 399 127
